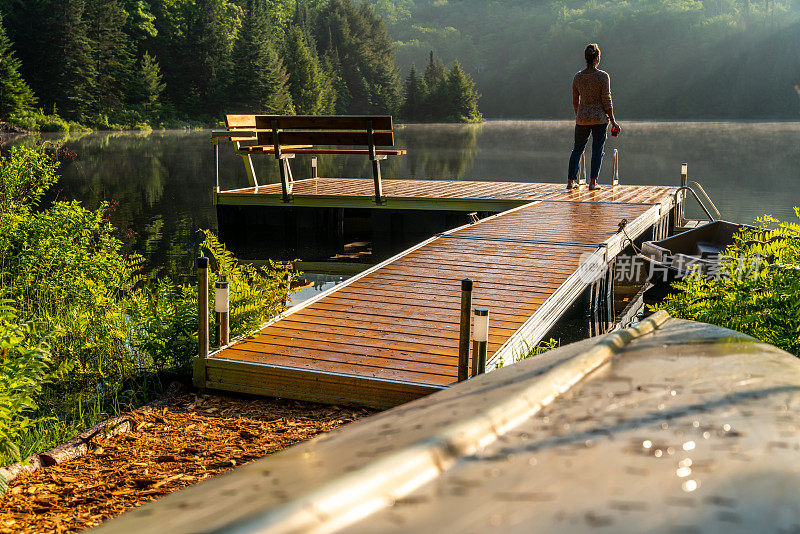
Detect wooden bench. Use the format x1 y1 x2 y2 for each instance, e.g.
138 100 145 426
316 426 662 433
212 115 406 204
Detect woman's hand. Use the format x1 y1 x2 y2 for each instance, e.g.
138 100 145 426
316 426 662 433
610 120 620 132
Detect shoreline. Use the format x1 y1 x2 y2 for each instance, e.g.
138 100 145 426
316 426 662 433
8 117 799 138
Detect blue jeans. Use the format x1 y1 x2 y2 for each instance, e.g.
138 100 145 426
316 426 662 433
568 123 607 183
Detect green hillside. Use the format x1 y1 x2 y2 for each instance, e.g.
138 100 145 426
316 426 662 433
371 0 800 119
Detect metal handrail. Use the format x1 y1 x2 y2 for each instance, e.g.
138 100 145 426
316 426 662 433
687 180 721 220
211 130 260 192
611 149 619 186
674 185 716 222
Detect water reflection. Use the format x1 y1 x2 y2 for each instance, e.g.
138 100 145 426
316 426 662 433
10 120 799 274
289 273 350 306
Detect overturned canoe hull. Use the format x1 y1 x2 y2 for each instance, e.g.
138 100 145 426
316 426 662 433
98 315 800 534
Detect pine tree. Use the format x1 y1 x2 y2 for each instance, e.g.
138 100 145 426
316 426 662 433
229 0 293 114
315 0 400 114
423 50 446 90
284 26 331 114
48 0 97 120
123 0 158 46
184 0 235 116
132 52 165 116
0 14 36 119
445 61 482 123
318 53 339 114
401 64 426 122
422 50 447 120
85 0 135 116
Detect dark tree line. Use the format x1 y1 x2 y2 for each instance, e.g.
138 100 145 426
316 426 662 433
0 0 482 128
402 51 481 123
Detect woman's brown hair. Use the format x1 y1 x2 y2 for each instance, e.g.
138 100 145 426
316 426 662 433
585 43 601 68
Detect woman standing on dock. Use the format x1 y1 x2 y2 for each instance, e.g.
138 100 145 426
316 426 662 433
567 43 620 191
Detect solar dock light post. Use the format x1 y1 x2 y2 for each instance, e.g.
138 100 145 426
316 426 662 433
458 278 473 382
215 279 230 347
472 308 489 376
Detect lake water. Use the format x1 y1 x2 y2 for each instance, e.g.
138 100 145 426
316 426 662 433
17 120 800 280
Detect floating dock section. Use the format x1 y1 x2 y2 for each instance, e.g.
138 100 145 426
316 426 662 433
215 177 675 211
199 180 678 408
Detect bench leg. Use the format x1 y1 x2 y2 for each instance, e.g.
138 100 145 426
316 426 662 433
279 158 292 203
372 159 383 204
242 154 259 187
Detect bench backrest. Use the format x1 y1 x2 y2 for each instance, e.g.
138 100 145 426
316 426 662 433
225 115 395 148
225 115 259 145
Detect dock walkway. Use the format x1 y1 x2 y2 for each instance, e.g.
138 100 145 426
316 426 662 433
215 177 675 211
202 181 678 408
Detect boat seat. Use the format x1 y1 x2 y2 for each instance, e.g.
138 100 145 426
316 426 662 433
695 241 725 258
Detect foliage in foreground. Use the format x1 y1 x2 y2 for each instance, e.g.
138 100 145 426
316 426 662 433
517 338 561 363
0 144 296 466
0 304 67 468
654 211 800 356
131 230 296 374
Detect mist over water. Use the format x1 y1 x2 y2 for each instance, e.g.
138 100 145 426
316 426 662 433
23 120 800 272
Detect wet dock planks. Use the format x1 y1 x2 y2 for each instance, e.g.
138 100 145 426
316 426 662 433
215 177 677 210
204 182 678 408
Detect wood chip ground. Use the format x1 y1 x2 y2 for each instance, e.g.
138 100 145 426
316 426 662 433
0 392 373 533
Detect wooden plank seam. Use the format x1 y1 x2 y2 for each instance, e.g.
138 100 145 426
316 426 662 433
488 201 670 368
205 201 543 360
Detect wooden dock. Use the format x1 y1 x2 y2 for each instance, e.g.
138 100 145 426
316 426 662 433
215 177 676 211
201 180 678 408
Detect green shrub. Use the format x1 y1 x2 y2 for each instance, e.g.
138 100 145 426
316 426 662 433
0 143 296 461
8 110 70 132
515 338 561 362
0 303 68 469
130 231 297 373
201 229 296 337
653 210 800 356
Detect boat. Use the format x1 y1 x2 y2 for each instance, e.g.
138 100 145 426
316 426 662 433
640 220 753 303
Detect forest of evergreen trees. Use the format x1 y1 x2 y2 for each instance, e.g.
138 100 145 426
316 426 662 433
7 0 792 124
0 0 482 130
370 0 800 119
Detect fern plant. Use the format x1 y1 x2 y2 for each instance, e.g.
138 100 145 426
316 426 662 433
0 303 70 478
201 230 297 337
653 209 800 356
129 231 298 373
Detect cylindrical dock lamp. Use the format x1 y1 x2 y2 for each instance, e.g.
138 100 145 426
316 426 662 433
681 163 688 187
458 278 473 382
215 278 230 347
472 308 489 376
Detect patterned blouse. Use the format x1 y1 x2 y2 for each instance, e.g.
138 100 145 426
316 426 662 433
572 69 613 125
